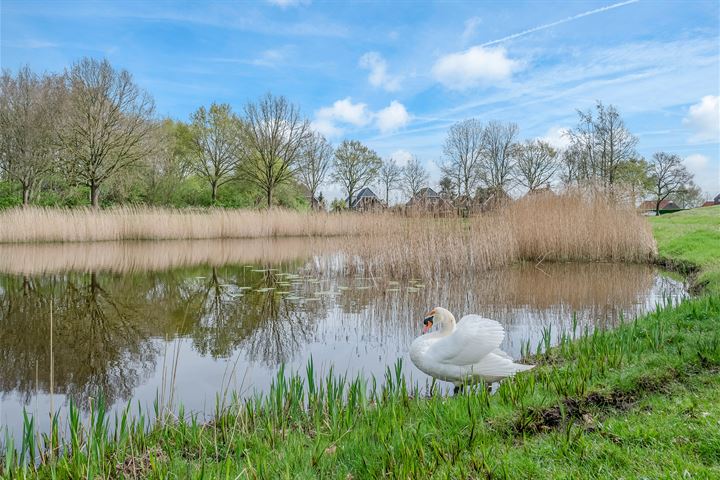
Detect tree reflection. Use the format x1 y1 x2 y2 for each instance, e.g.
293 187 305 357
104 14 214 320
0 273 157 407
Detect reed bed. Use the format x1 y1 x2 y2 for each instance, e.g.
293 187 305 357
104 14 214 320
0 193 657 279
506 192 657 263
0 207 399 243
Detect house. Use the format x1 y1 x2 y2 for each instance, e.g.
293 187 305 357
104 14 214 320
639 199 682 215
348 187 385 212
715 193 720 204
702 201 716 208
406 187 453 214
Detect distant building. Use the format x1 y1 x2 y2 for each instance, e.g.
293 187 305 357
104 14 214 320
348 187 385 212
406 187 453 215
714 193 720 204
639 199 682 215
702 201 716 207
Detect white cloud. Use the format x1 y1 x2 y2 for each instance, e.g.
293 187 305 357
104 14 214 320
432 46 520 90
316 97 371 126
390 149 413 167
683 95 719 143
539 126 571 150
310 118 344 138
313 98 410 137
358 52 402 91
462 17 482 42
684 154 720 196
266 0 310 7
376 101 410 133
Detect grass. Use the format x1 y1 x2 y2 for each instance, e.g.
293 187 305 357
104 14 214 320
1 201 717 479
650 205 720 294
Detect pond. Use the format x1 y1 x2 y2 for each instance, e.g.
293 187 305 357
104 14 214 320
0 238 686 440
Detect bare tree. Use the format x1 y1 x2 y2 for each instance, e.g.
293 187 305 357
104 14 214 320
297 132 333 210
515 139 558 192
331 140 381 207
566 101 638 189
58 58 155 208
377 157 402 205
440 119 483 197
0 66 62 206
647 152 692 215
674 180 704 209
479 121 518 192
189 103 243 203
402 156 429 199
241 93 312 208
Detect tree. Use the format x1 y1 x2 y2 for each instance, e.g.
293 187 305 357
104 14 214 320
615 158 651 206
566 101 637 189
59 57 155 208
297 132 333 210
440 119 483 197
479 121 518 192
647 152 692 215
0 66 62 206
189 103 243 203
402 156 429 199
674 180 704 209
515 139 558 192
241 93 312 208
331 140 381 207
438 175 455 199
377 157 402 205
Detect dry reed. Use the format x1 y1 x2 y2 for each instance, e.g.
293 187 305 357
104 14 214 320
0 207 398 243
0 192 657 278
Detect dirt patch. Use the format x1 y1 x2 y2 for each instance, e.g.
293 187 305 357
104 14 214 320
116 447 167 479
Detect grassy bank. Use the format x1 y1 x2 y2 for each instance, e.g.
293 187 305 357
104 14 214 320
650 205 720 294
3 295 718 479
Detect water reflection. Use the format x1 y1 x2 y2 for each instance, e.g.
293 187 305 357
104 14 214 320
0 240 686 440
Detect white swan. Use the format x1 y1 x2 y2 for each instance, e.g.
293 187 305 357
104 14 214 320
410 307 534 391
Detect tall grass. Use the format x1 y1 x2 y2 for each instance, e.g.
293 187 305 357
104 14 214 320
0 193 657 278
0 207 395 242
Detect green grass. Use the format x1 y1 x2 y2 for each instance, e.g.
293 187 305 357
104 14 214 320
2 208 719 479
651 205 720 294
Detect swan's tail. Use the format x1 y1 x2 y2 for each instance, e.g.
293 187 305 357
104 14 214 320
471 350 534 381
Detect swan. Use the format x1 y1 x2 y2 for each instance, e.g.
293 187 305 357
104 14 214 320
410 307 534 392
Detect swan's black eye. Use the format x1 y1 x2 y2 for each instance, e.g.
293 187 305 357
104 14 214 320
423 316 434 325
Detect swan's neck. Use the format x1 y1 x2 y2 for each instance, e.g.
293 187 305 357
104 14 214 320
429 311 456 338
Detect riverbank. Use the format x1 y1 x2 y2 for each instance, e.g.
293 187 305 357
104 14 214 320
2 208 718 479
650 205 720 294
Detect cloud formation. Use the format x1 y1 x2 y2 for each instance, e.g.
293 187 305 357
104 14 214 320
359 52 402 91
540 126 571 150
684 154 719 195
376 101 410 133
683 95 719 143
432 46 519 90
312 98 410 137
390 149 413 167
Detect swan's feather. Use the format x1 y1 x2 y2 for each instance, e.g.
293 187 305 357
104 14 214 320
431 315 505 366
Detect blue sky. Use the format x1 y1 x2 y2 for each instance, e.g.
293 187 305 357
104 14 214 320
2 0 719 200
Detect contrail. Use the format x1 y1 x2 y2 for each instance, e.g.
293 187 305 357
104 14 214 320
480 0 641 47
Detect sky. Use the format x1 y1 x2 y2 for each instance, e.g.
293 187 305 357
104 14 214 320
1 0 719 202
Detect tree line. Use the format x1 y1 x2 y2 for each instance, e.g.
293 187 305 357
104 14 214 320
0 58 701 212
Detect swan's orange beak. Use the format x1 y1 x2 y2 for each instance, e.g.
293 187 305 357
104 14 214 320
422 309 435 334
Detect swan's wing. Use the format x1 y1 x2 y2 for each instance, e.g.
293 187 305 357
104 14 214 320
431 315 505 366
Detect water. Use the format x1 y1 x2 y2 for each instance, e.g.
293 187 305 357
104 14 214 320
0 238 686 439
